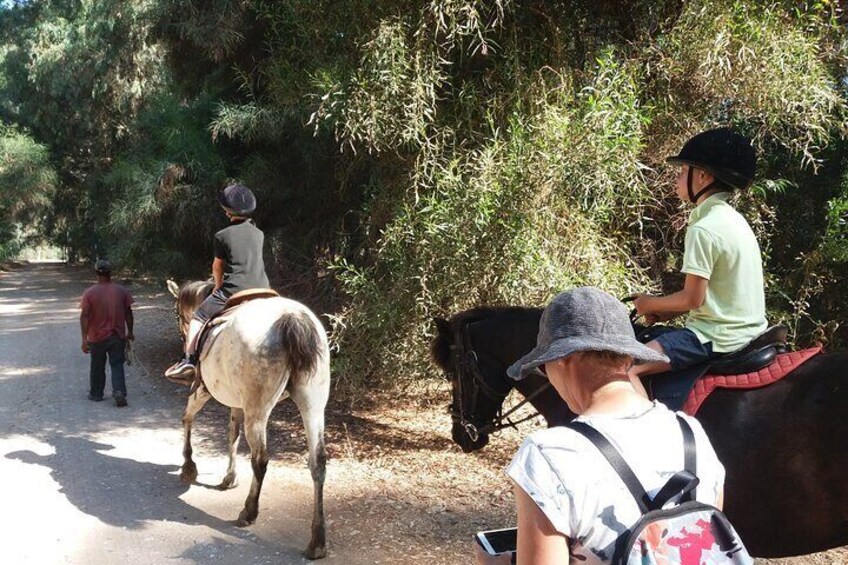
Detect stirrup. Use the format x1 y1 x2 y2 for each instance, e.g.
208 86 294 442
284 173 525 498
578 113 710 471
165 357 196 382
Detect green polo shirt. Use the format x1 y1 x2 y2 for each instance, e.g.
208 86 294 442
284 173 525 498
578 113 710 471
682 192 768 353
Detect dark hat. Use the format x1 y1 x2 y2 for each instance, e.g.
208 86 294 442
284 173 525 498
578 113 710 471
218 183 257 216
666 128 756 190
507 287 668 381
94 258 112 274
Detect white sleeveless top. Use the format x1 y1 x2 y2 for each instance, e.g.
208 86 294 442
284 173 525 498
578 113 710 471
507 402 725 564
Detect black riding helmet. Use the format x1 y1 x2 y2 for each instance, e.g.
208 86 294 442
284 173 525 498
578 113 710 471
218 183 257 216
667 128 756 203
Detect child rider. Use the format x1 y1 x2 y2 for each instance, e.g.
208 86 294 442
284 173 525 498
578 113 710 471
631 128 768 379
165 183 270 380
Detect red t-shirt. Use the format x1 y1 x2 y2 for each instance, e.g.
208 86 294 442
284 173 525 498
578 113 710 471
80 282 134 343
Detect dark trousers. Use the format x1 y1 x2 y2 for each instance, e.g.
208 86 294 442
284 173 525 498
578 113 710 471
89 335 127 398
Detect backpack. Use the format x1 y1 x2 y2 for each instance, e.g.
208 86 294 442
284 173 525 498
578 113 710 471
567 416 753 565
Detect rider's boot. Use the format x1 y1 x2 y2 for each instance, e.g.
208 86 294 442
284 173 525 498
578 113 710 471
165 353 197 380
166 319 203 381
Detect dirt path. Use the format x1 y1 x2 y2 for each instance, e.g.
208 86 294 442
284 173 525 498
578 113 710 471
0 263 844 564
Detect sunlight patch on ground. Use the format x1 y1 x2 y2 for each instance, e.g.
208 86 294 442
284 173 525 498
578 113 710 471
89 428 184 466
0 436 91 564
0 365 52 379
0 302 33 315
0 434 56 456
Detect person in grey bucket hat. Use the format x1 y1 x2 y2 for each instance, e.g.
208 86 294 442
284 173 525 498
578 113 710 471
475 287 725 565
507 287 668 381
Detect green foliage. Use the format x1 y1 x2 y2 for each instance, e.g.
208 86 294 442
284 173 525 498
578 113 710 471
821 192 848 263
648 0 847 166
321 0 848 384
2 0 848 392
0 0 167 258
101 91 229 274
0 124 57 257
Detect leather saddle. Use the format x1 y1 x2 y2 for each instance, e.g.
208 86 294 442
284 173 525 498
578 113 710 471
182 288 280 391
642 325 789 411
196 288 280 357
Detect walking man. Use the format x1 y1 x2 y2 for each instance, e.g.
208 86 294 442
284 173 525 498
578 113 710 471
80 259 134 407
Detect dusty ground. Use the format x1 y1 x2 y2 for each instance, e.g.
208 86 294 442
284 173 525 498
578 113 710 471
0 262 845 564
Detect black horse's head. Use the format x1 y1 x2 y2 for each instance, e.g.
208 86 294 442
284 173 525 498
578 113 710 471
431 307 546 453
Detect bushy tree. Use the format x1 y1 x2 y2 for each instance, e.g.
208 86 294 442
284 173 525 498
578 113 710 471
2 0 847 390
0 125 57 259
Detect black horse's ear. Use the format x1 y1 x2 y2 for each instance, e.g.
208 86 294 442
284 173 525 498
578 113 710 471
434 317 451 338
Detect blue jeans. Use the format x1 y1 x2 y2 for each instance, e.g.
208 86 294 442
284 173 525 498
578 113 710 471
89 335 127 398
640 326 717 370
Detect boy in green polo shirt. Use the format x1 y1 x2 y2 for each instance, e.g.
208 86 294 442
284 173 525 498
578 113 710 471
631 129 768 378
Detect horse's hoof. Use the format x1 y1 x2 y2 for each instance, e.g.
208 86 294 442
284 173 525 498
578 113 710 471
305 544 327 560
217 476 238 490
180 465 198 484
236 510 256 527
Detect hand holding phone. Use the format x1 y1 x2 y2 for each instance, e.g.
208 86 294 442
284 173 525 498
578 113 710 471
474 527 517 564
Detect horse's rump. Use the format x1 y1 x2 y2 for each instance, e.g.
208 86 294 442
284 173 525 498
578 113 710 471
267 310 324 380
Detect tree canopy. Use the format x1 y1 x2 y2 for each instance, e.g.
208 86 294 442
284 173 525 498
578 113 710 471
1 0 847 386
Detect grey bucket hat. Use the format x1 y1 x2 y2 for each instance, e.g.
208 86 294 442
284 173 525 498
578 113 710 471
507 287 669 380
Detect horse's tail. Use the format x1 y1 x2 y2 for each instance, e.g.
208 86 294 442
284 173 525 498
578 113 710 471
272 311 324 379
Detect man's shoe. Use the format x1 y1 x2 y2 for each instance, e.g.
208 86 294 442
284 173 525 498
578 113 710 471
165 357 196 381
87 394 104 402
114 394 128 407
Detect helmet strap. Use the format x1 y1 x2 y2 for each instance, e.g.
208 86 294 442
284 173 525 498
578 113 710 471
686 167 696 203
687 167 716 205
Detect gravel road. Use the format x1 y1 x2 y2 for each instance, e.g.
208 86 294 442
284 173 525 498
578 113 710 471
0 263 347 564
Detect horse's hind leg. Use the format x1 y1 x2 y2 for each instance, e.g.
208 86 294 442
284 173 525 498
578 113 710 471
218 408 244 490
293 386 329 560
180 384 212 484
236 410 271 527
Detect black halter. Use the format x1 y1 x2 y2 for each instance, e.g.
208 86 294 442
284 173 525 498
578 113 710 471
448 320 550 442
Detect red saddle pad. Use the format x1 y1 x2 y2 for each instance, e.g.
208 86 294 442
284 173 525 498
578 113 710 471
682 347 822 416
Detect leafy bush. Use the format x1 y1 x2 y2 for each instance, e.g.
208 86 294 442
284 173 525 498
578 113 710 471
0 125 57 257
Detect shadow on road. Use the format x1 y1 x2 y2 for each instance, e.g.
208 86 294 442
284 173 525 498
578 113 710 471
7 436 231 531
4 436 308 561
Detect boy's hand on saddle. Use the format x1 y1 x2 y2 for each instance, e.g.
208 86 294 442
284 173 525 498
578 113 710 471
632 295 678 325
633 294 655 316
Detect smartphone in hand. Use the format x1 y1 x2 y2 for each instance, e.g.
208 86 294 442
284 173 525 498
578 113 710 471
475 527 517 555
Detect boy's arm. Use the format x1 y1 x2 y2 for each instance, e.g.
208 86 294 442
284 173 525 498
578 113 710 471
212 257 225 289
634 274 709 318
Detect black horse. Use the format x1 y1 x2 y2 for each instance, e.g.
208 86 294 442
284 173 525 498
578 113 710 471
431 306 848 558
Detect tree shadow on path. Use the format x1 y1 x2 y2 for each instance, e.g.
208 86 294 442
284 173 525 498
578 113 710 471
6 436 251 536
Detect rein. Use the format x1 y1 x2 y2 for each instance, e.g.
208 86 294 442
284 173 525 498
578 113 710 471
449 320 550 442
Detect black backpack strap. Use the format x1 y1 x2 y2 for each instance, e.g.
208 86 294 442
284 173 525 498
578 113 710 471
566 421 651 514
650 470 699 509
676 415 697 502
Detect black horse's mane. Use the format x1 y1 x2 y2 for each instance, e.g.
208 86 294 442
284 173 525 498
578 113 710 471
430 305 541 373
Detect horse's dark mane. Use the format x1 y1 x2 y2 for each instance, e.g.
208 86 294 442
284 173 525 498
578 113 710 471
430 305 541 373
452 305 542 324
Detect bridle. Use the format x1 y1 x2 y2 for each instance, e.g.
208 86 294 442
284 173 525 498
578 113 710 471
173 303 189 339
448 319 551 442
172 282 213 339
